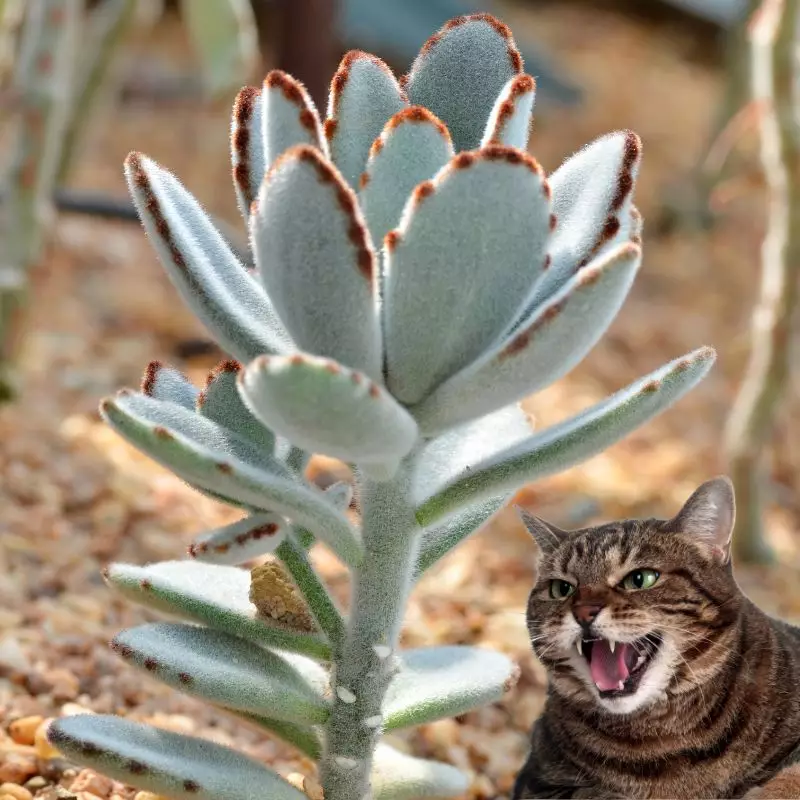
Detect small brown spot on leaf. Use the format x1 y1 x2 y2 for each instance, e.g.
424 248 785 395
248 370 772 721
609 131 641 213
549 214 557 231
413 181 435 204
217 463 233 474
359 172 370 189
453 152 476 169
128 760 147 775
368 383 380 398
542 180 552 200
385 230 401 251
579 267 602 286
324 360 340 375
289 354 304 366
144 658 158 672
141 579 153 591
324 118 338 141
141 361 163 395
231 87 260 203
179 672 193 685
183 780 201 793
642 380 660 394
82 742 101 756
543 254 552 270
351 371 362 384
213 543 231 554
153 426 172 441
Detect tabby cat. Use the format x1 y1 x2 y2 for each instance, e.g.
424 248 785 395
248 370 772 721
513 477 800 799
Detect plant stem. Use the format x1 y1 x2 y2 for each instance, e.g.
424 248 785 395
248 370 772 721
319 463 420 799
276 536 346 656
724 0 800 564
56 0 137 185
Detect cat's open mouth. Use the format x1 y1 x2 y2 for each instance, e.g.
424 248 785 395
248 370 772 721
577 634 662 697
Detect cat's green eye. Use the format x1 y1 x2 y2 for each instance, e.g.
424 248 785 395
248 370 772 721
549 579 576 600
620 569 660 591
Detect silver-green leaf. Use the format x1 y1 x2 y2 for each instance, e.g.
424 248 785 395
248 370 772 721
404 14 523 153
414 242 642 434
383 646 518 729
238 353 419 466
416 346 717 525
124 152 292 361
358 106 453 249
384 146 551 404
251 145 381 379
188 512 286 565
104 561 331 660
325 50 407 189
111 622 329 723
140 361 198 409
198 359 276 457
480 73 536 150
371 743 469 799
48 715 306 800
101 392 363 567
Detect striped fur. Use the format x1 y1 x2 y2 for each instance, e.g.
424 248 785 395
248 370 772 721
514 479 800 799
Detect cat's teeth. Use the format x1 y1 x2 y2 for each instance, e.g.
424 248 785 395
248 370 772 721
576 639 583 656
609 640 616 654
617 680 625 691
635 654 646 668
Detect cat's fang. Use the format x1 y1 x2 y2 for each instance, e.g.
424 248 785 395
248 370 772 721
576 639 583 656
609 640 616 653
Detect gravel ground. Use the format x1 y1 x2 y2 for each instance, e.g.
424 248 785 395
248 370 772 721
2 4 800 799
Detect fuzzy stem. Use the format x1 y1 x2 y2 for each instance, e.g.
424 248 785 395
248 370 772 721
276 536 346 656
319 463 420 799
724 0 800 565
0 0 80 395
56 0 136 185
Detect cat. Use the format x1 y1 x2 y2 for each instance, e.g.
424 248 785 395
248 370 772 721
512 477 800 799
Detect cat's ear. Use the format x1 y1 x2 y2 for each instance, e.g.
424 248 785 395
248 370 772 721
514 507 569 557
667 476 736 563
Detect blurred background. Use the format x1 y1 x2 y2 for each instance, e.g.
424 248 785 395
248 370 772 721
0 0 798 798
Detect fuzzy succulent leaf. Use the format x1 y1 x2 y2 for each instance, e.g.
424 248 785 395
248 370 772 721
415 495 507 577
48 715 306 800
140 361 198 409
104 561 331 660
111 622 329 723
532 130 642 305
383 646 518 729
230 86 264 222
325 50 407 189
358 106 454 248
239 353 419 466
324 481 354 511
262 70 326 173
233 709 322 760
384 146 551 404
371 743 469 799
480 73 536 150
198 360 275 456
416 346 717 525
411 404 533 502
188 512 286 565
404 14 523 153
414 242 642 434
101 393 363 567
251 145 381 379
124 152 293 361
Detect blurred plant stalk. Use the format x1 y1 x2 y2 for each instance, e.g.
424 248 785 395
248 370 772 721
0 0 81 401
724 0 800 564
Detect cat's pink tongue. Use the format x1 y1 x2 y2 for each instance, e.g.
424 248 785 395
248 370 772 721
589 640 631 691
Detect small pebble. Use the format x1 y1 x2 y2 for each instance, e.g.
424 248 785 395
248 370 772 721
34 720 61 760
70 768 114 798
0 783 33 800
8 717 43 747
0 754 36 785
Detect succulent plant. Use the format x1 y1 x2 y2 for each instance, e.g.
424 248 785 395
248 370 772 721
48 12 716 800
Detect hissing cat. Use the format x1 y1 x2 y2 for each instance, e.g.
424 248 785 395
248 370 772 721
513 477 800 799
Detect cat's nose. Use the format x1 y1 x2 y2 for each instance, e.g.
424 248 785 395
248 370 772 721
572 604 603 628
